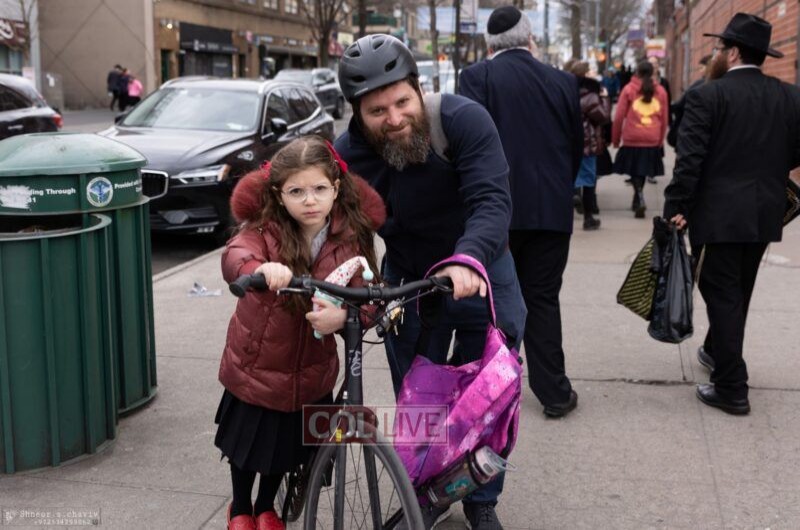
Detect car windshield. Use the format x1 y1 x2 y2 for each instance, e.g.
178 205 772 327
121 87 259 131
275 70 312 84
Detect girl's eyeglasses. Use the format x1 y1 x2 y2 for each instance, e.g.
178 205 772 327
280 184 337 203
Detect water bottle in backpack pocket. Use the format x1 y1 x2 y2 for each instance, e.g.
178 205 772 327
422 446 512 508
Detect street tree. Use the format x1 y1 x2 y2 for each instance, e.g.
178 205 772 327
299 0 349 67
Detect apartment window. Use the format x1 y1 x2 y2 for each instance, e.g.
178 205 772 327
263 0 278 8
285 0 298 14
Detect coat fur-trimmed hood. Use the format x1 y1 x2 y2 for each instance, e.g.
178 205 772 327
229 167 387 230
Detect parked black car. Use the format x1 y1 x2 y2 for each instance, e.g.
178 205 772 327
275 68 346 119
0 73 62 141
98 77 334 241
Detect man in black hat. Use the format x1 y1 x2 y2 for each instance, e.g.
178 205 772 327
664 13 800 415
459 6 583 423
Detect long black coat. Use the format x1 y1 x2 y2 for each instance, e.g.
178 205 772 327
664 67 800 246
459 49 583 234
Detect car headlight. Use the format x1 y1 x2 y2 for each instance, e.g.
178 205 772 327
171 164 231 184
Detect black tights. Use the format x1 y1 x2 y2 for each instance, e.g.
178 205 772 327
230 462 284 518
581 186 597 219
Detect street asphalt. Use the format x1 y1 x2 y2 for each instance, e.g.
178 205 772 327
2 147 800 529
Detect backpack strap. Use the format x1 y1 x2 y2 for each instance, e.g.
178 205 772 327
423 92 450 162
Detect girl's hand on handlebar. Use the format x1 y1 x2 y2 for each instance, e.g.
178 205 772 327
306 297 347 335
434 265 486 300
254 262 293 291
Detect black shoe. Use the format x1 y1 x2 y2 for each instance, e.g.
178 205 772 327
695 384 750 415
543 390 578 418
697 346 715 371
624 177 633 185
647 176 657 184
464 502 503 530
583 217 601 230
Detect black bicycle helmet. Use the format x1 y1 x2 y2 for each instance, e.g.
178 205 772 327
338 34 418 102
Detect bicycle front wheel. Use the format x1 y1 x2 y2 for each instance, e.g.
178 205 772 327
303 422 423 530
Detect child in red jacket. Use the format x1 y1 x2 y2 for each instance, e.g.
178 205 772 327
612 60 669 218
215 136 385 530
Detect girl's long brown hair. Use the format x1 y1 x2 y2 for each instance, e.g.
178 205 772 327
258 136 380 313
636 60 655 104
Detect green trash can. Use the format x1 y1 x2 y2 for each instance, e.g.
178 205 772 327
0 133 158 421
0 214 116 473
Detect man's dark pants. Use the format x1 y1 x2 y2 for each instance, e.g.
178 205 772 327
509 229 574 406
382 249 527 506
697 242 768 400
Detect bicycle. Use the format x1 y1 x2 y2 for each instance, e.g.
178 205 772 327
229 273 453 529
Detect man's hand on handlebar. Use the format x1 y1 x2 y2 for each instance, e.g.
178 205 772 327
306 297 347 335
434 265 486 300
254 262 293 291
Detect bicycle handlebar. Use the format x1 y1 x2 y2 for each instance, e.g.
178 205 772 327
229 273 453 302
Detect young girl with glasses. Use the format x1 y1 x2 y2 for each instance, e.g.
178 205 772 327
215 135 385 530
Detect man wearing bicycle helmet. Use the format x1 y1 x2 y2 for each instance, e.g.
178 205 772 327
335 33 526 530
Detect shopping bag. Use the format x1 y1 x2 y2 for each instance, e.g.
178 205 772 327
393 254 522 488
617 237 658 320
648 223 694 343
784 178 800 226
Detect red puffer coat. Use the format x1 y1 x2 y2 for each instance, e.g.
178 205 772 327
219 168 386 412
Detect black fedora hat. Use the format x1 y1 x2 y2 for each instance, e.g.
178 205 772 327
704 12 783 58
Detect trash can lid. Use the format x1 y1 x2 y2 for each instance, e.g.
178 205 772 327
0 133 147 177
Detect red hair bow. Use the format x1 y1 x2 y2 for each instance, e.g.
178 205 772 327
260 160 271 181
325 140 349 174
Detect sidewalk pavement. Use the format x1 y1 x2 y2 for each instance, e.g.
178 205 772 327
2 149 800 529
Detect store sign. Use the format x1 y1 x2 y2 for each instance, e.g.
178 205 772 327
180 39 238 54
0 18 27 50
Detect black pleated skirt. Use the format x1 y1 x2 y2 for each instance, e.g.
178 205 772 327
214 390 331 475
613 146 665 177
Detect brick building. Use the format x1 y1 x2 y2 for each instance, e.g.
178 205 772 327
667 0 799 100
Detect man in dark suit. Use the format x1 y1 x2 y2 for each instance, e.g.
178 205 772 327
664 13 800 415
459 6 583 418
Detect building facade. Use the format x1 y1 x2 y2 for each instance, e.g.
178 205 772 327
31 0 344 109
0 0 29 75
667 0 799 98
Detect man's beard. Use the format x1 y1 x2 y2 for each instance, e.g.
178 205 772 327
363 110 431 171
708 53 729 80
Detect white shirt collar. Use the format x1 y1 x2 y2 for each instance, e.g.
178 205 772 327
489 46 530 60
727 64 761 72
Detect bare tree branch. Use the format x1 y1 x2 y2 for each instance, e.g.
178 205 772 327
298 0 349 67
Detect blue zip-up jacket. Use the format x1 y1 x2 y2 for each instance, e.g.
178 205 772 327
335 94 511 279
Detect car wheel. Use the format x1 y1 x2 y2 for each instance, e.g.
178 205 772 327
333 98 344 119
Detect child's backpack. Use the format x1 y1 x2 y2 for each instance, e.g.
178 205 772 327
393 254 522 488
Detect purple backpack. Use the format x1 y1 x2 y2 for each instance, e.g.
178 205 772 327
393 254 523 487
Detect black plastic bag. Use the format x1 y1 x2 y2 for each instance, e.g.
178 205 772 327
648 220 694 343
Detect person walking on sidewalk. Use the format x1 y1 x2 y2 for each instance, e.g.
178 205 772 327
569 60 611 231
459 6 582 420
664 13 800 416
126 73 143 108
215 136 385 530
612 60 668 218
335 33 527 530
106 64 122 111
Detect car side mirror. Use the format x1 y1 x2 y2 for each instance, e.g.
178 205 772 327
114 110 130 124
270 118 288 135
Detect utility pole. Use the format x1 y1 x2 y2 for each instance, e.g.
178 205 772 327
430 0 440 92
544 0 549 64
358 0 367 38
454 0 461 93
